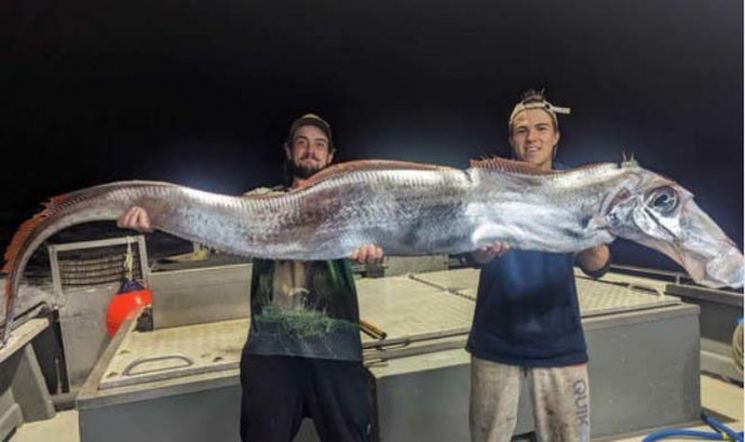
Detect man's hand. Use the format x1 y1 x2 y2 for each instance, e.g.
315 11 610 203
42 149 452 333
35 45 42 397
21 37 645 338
116 206 152 232
471 241 510 264
577 244 610 276
350 244 384 264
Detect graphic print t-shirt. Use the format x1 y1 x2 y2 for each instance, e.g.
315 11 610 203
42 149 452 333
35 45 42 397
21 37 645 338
244 258 363 361
241 185 362 361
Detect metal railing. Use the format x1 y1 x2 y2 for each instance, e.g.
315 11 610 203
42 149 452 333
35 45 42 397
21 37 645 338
48 236 150 303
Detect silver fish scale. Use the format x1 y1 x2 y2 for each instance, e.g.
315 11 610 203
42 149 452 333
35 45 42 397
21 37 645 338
116 167 615 260
242 169 474 258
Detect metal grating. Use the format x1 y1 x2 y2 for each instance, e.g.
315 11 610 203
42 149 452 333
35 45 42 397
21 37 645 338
100 319 249 389
356 273 475 341
411 268 678 315
97 267 681 388
407 268 481 300
48 236 149 301
574 276 678 316
57 251 143 287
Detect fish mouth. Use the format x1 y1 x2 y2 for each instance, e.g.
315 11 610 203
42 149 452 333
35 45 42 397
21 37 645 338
700 246 744 289
673 238 744 289
669 199 744 289
632 197 744 289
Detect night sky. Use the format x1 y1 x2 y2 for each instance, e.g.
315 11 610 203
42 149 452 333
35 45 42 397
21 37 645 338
1 0 742 272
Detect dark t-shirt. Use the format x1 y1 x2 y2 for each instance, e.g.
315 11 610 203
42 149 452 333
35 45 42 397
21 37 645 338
240 184 362 361
466 161 592 367
466 249 588 367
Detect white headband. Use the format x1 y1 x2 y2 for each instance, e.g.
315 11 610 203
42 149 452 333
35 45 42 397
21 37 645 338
509 100 571 128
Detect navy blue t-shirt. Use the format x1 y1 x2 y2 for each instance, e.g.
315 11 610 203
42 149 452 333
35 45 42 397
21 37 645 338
466 250 588 367
466 161 589 367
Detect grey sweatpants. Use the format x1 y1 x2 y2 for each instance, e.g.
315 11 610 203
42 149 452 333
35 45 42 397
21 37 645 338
470 356 590 442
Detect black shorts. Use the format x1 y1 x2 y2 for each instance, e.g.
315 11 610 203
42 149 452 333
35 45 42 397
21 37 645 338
240 353 371 442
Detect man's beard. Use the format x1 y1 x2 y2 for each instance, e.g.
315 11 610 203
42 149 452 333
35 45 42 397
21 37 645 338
287 160 324 179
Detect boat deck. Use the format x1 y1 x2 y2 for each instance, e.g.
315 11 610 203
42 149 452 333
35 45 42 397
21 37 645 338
10 374 742 442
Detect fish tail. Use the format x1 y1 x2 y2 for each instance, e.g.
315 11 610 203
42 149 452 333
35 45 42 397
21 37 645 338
1 181 173 346
2 193 70 274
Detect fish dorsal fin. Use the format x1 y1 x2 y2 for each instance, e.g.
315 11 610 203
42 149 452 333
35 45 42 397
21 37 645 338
3 181 177 274
2 193 69 274
240 160 455 199
469 157 557 175
297 159 456 190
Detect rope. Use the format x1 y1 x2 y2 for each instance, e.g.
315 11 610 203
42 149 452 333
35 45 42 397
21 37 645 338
733 320 743 376
123 241 134 281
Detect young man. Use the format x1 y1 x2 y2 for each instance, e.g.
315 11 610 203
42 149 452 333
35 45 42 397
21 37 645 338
467 91 610 442
117 114 382 442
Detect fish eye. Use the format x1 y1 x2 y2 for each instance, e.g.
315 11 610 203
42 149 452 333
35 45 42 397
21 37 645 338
648 186 678 214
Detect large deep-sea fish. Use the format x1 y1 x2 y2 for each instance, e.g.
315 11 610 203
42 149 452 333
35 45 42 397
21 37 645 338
1 157 742 344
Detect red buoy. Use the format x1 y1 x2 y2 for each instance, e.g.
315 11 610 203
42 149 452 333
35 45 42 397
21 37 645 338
106 280 152 336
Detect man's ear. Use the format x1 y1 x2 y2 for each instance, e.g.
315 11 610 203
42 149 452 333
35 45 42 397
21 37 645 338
327 150 335 165
284 143 292 161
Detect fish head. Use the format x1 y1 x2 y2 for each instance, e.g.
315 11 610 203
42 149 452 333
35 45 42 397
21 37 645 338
603 164 743 289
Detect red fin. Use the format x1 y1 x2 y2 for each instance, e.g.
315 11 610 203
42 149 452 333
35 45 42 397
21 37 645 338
469 157 557 175
470 156 611 176
300 160 454 189
241 187 286 200
241 160 456 198
2 193 68 274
